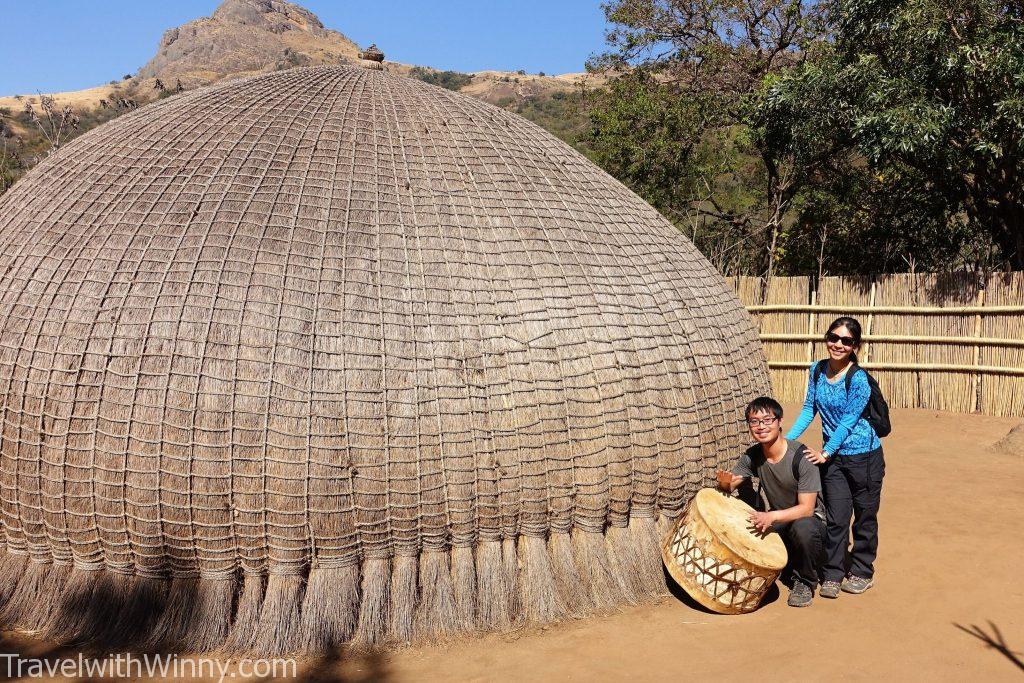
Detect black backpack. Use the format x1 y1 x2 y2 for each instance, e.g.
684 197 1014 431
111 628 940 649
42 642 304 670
813 359 891 438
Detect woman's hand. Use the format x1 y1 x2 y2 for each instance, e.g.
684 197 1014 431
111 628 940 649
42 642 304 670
748 510 776 533
804 449 829 465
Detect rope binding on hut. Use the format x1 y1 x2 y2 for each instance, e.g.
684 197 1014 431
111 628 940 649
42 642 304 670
0 64 769 654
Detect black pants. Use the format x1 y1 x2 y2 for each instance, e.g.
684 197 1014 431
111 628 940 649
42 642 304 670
822 447 885 582
773 517 826 589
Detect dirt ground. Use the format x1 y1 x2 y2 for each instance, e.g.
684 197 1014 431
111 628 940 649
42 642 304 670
2 405 1022 682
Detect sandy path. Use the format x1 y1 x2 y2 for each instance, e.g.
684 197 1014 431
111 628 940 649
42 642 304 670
365 406 1024 683
2 406 1021 681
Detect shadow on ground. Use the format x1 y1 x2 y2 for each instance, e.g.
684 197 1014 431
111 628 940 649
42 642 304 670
953 621 1024 673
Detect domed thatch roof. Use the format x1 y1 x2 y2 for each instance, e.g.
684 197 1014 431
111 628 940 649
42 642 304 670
0 66 768 652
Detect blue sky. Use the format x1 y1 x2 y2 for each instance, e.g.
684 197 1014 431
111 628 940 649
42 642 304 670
0 1 610 96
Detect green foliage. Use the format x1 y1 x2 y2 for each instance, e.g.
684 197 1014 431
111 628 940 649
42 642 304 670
586 72 708 215
585 0 831 277
584 0 1023 275
0 114 20 194
408 66 474 91
499 90 593 154
759 0 1024 268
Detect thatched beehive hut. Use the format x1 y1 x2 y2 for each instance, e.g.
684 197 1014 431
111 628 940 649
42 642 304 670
0 65 769 652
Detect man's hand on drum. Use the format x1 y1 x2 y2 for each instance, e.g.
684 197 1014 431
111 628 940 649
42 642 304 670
716 469 742 493
748 510 776 534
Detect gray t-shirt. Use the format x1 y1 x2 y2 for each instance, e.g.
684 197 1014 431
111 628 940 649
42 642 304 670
732 439 825 520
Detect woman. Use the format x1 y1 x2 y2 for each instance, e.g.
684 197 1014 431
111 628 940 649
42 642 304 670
786 316 884 599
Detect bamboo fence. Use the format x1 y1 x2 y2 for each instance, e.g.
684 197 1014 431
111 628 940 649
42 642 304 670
727 272 1024 417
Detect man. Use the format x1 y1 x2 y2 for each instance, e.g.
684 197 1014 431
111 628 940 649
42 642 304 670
716 396 827 607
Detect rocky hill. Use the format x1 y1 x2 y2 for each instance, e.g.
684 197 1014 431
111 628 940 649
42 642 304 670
136 0 361 86
0 0 597 196
1 0 585 111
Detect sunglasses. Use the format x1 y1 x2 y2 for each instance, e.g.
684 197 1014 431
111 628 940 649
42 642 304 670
826 332 856 347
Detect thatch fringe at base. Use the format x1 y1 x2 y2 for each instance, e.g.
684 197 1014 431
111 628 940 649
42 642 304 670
299 565 359 650
224 572 265 653
413 552 459 641
252 574 305 654
474 540 509 630
387 555 417 645
548 532 593 617
147 577 235 652
0 514 669 654
517 535 563 624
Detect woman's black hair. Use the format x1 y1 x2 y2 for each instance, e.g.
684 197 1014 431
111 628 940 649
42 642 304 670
826 316 862 364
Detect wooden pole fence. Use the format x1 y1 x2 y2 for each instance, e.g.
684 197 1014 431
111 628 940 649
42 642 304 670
732 272 1024 416
757 333 1024 347
766 361 1024 376
747 304 1024 315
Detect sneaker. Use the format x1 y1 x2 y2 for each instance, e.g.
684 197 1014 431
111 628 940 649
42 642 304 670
787 581 814 608
841 574 874 594
819 580 841 599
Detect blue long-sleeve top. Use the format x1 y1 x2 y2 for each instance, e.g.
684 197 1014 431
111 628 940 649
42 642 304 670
786 361 881 456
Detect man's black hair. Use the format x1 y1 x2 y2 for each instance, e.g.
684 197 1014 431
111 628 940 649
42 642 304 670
745 396 783 421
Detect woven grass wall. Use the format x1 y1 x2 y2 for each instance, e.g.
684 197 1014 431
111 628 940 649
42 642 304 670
0 65 770 653
730 272 1024 417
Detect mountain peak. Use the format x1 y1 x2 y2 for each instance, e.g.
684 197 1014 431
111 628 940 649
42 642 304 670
138 0 359 85
210 0 328 36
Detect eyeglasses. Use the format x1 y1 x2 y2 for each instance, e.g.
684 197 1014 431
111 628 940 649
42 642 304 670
826 332 856 347
746 417 778 427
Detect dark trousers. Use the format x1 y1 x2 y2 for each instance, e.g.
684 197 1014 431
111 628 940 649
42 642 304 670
773 517 826 589
822 447 885 582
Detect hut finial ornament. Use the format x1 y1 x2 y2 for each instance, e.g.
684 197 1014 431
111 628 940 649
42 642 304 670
359 43 385 69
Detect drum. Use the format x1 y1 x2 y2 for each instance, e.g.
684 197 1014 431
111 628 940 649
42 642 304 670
662 488 787 614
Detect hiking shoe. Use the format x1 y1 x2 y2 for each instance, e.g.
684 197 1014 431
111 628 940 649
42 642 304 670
841 575 874 594
819 580 841 599
788 581 814 608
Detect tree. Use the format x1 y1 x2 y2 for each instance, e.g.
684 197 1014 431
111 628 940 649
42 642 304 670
586 0 830 277
408 67 474 91
0 111 21 194
22 95 80 154
758 0 1024 268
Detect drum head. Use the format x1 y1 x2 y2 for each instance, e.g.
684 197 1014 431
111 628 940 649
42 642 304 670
693 489 787 570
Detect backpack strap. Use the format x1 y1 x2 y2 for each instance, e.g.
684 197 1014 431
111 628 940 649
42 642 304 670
812 359 829 385
792 444 803 482
845 363 863 392
750 449 767 511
